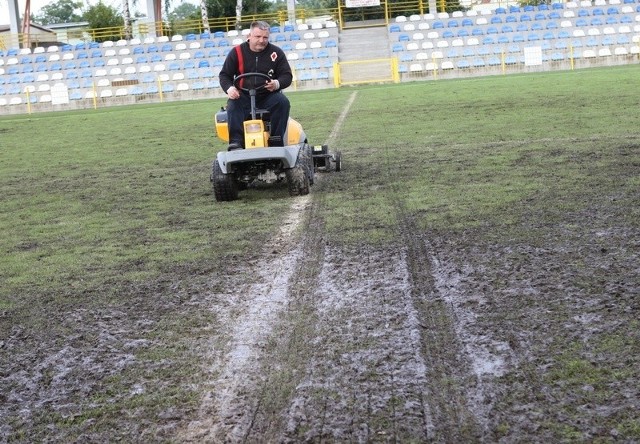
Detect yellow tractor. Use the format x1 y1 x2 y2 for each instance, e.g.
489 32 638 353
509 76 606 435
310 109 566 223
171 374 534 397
212 72 341 201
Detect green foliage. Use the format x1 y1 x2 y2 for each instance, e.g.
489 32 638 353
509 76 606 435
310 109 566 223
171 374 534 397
32 0 84 25
206 0 271 24
169 2 200 21
83 1 124 28
83 1 124 41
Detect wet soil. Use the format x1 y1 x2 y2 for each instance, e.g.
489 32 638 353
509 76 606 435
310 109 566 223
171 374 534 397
2 175 639 443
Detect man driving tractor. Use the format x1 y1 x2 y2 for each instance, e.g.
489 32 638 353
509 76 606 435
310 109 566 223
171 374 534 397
219 21 293 151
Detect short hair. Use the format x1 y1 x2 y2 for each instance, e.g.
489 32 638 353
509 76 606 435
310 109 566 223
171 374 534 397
250 21 270 32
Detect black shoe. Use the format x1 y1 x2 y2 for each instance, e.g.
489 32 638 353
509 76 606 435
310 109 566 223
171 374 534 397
228 142 243 151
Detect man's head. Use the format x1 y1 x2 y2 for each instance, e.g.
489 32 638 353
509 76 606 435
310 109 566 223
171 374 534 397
248 21 270 52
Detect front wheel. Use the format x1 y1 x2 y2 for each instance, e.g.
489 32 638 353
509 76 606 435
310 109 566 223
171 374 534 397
212 159 239 201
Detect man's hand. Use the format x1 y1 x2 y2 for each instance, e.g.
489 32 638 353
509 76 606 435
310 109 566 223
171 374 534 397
265 80 279 92
227 86 240 100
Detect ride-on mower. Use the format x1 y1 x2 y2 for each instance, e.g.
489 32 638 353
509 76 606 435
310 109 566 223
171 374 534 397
211 72 341 202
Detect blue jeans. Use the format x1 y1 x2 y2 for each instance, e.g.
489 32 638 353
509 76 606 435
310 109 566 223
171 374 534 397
226 91 291 147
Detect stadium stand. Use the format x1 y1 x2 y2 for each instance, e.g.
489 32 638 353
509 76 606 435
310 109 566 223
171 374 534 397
1 4 639 114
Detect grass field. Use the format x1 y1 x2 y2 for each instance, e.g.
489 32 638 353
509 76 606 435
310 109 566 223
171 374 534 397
1 65 639 441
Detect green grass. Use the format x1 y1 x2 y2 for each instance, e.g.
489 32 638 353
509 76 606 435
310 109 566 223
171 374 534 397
1 65 639 441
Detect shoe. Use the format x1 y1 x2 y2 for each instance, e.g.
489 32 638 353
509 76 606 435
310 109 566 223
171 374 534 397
228 142 243 151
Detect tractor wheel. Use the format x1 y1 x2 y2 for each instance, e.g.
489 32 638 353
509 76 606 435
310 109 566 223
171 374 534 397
286 150 310 197
212 159 238 201
304 144 315 186
333 151 342 172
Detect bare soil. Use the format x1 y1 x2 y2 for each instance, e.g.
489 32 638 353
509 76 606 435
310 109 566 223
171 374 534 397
2 169 639 443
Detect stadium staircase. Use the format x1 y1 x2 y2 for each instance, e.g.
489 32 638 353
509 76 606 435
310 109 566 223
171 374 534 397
336 26 392 84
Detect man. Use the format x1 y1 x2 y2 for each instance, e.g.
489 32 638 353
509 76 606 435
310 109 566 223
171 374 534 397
219 21 293 150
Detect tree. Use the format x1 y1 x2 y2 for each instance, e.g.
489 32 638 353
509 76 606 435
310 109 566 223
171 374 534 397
32 0 84 25
169 2 200 20
83 1 124 41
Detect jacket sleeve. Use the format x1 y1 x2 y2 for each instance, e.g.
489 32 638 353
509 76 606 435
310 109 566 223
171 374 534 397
219 48 238 94
274 47 293 90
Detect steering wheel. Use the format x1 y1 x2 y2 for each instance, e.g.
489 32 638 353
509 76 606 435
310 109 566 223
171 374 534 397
233 72 272 93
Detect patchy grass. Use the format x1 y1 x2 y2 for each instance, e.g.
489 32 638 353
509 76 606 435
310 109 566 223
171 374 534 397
1 65 639 441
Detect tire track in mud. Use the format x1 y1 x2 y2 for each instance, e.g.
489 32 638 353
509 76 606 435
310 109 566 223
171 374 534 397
183 91 483 441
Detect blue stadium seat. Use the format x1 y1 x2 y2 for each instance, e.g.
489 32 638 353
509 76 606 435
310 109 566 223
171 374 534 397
79 60 90 68
213 31 225 38
473 57 485 67
133 46 144 54
389 24 401 32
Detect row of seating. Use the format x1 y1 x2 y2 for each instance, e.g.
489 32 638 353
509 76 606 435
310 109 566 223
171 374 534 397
397 41 639 61
393 31 639 52
398 46 637 74
0 22 339 58
392 13 640 36
0 64 334 106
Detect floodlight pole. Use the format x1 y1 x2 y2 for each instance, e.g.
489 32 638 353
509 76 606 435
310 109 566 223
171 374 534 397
287 0 296 25
7 0 21 37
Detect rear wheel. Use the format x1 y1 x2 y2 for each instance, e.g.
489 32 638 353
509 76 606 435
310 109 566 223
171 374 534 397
212 159 239 201
333 151 342 172
286 149 310 197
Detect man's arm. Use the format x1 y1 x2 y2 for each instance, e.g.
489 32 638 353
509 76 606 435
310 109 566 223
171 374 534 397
219 49 238 94
273 46 293 91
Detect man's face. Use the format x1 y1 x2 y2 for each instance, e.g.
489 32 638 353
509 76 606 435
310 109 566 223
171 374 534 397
248 27 270 52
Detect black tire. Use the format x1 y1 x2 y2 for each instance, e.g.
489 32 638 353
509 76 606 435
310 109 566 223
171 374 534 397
286 149 310 197
212 159 239 201
334 151 342 172
303 144 315 186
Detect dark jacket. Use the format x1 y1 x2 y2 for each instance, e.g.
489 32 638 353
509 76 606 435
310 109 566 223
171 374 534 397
219 41 293 96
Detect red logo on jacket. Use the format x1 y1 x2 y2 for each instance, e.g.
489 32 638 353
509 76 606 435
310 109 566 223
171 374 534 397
271 52 277 62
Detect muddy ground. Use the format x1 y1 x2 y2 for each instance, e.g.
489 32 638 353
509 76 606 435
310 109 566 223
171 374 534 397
2 164 638 443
